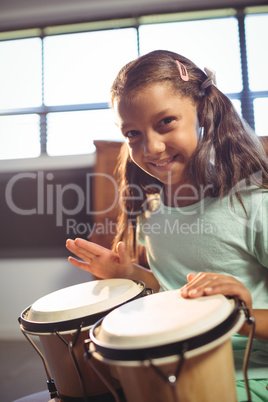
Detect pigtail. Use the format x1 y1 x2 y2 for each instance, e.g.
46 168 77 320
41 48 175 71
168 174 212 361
111 143 136 256
187 88 218 195
193 85 268 200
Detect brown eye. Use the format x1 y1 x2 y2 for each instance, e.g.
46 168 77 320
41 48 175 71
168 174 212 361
158 117 175 127
162 117 174 125
157 116 176 131
125 130 140 138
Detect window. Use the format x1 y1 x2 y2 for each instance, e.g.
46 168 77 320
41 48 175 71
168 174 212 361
0 7 267 161
0 37 42 109
245 12 268 135
245 13 268 92
46 109 121 156
0 114 40 159
254 98 268 137
139 17 242 94
0 37 42 159
44 28 138 106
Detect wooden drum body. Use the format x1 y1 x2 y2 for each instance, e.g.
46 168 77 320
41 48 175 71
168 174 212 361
89 291 246 402
19 278 145 400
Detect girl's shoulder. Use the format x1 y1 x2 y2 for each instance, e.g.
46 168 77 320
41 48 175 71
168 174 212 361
225 184 268 228
234 183 268 204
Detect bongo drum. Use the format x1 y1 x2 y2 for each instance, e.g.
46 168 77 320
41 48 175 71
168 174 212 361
19 278 146 401
88 291 250 402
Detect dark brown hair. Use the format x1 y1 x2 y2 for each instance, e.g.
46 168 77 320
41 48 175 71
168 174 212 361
111 50 268 260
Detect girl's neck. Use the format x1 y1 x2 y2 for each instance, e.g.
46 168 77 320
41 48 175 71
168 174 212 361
164 182 206 207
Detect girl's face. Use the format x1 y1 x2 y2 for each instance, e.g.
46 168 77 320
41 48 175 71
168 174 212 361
114 82 199 200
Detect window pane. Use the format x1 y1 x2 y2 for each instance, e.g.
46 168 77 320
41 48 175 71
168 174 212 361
0 114 40 159
47 110 122 156
231 99 242 116
245 14 268 91
44 28 138 106
139 18 242 93
0 38 42 109
254 98 268 136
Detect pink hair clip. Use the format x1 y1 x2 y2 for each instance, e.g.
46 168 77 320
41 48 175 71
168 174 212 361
176 60 189 82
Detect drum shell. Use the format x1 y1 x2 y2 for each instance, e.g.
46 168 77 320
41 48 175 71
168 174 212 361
19 279 147 398
92 338 237 402
88 293 246 402
30 326 120 398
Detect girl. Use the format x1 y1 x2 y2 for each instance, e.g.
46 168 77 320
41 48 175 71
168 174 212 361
66 50 268 401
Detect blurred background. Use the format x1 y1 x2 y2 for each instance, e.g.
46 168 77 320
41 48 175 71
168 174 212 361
0 0 267 400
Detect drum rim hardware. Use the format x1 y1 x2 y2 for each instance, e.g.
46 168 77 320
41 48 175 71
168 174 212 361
18 279 148 402
87 296 256 402
239 300 256 402
88 297 243 361
18 280 147 334
19 328 58 400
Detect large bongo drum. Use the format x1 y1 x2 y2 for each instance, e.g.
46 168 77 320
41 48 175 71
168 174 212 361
19 278 146 401
87 291 253 402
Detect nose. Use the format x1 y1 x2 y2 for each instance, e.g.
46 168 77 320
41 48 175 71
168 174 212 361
143 131 166 157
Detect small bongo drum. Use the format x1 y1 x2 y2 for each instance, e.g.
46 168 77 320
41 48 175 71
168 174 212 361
88 291 251 402
19 278 146 401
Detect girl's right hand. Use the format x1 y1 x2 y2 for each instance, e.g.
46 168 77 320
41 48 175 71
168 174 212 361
66 238 134 279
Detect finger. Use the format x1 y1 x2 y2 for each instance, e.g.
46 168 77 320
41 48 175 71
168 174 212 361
74 238 107 255
116 241 128 264
188 278 227 297
68 256 92 272
187 273 197 282
187 279 251 306
66 239 75 250
186 272 220 289
202 282 250 302
68 246 95 263
181 273 219 298
66 239 98 261
66 238 97 256
181 273 210 293
179 273 197 296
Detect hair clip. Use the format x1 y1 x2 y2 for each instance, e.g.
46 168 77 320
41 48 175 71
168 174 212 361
176 60 189 82
204 67 217 86
201 67 217 91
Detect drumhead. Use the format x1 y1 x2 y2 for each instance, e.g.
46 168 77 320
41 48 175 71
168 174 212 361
91 291 244 361
20 279 145 333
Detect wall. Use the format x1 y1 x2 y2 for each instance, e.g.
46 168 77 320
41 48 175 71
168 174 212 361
0 154 96 340
0 258 94 340
0 0 264 31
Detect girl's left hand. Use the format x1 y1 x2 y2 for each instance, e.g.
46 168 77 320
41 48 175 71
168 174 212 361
180 272 268 341
179 272 253 314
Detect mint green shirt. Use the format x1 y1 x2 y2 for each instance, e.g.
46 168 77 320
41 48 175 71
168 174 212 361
137 185 268 380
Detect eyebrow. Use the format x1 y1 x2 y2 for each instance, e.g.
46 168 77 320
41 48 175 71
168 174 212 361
120 122 132 132
154 109 171 118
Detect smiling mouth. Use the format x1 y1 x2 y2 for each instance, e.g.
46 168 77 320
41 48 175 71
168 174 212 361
152 155 177 167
